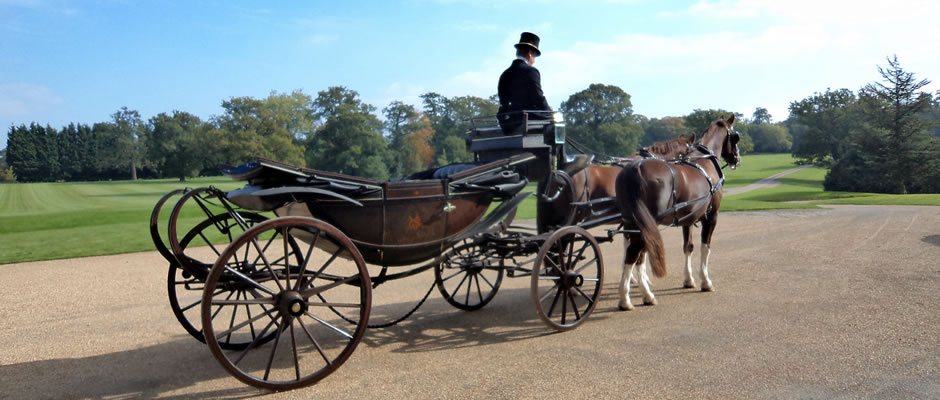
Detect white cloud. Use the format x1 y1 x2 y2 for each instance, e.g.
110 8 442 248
0 82 63 118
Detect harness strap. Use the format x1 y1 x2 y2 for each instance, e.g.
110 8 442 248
654 146 726 224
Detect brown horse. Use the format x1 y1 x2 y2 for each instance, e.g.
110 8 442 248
536 134 694 233
614 116 741 310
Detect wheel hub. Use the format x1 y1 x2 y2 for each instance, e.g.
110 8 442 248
561 271 583 289
278 291 307 317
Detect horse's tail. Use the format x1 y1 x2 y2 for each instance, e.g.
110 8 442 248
616 162 667 278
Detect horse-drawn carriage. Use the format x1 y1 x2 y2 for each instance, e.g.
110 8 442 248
150 111 620 390
150 111 738 390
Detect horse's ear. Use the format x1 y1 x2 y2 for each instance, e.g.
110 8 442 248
689 132 696 143
727 114 736 126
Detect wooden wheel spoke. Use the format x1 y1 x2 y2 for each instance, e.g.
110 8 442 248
306 245 343 289
473 274 484 303
289 319 300 381
573 286 595 307
249 235 285 292
263 316 287 381
232 317 278 366
214 306 278 340
298 315 333 366
477 271 497 291
293 230 320 291
195 231 223 258
299 275 361 298
453 272 470 298
567 290 581 321
304 311 354 340
211 290 237 320
222 264 277 296
225 291 242 343
573 257 599 275
546 286 562 318
212 298 277 306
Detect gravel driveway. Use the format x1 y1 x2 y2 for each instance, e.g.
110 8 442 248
1 205 938 399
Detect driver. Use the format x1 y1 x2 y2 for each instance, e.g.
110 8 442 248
497 32 552 134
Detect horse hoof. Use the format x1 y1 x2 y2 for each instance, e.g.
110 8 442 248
683 280 696 289
618 302 634 311
643 297 657 306
701 285 713 292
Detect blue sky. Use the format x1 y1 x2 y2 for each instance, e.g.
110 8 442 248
2 0 939 147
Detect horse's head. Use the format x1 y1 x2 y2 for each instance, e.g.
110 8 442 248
703 115 741 169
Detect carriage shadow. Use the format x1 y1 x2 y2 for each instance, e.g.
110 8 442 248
0 336 268 399
360 286 573 354
359 278 704 353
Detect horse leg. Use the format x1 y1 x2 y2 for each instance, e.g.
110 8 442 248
699 217 717 292
682 226 696 289
637 250 657 306
629 252 643 286
618 235 643 311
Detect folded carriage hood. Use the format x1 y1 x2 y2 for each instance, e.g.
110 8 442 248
227 184 363 211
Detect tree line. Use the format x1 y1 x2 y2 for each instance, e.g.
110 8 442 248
3 56 939 194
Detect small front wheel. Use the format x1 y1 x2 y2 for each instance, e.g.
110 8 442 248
530 226 603 331
434 239 504 311
202 217 371 390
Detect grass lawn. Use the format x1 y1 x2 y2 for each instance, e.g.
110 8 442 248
0 177 245 264
2 153 938 264
722 164 940 210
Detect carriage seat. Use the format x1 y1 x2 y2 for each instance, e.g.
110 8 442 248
400 162 485 181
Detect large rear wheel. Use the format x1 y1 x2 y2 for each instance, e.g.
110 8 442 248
202 217 371 390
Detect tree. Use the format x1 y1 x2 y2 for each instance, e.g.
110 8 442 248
560 83 643 156
400 114 435 175
306 87 393 180
212 93 307 167
751 107 773 124
0 148 14 182
788 89 859 165
420 92 495 165
383 101 429 176
0 165 13 183
149 111 210 181
642 117 692 146
748 124 791 153
826 56 940 193
110 107 147 180
6 123 59 182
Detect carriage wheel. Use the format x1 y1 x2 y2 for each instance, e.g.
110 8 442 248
434 239 504 311
168 212 297 349
530 226 604 331
151 189 185 264
167 187 249 278
202 217 371 390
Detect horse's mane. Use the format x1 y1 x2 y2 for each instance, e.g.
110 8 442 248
644 136 688 156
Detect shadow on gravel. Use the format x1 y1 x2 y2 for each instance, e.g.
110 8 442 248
0 337 268 399
922 235 940 247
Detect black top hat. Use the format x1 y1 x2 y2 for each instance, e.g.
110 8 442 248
514 32 541 56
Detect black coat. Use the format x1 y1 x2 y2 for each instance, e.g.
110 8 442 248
497 59 551 132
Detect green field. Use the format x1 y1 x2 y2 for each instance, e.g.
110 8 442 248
2 154 939 264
